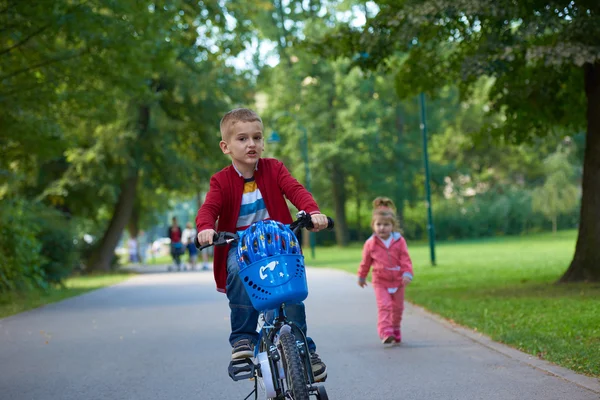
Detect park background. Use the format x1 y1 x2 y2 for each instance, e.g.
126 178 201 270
1 1 599 378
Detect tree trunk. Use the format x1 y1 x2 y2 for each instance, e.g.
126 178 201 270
88 173 139 271
128 204 140 261
395 104 406 228
127 205 140 238
397 201 405 231
301 226 310 254
559 62 600 283
273 0 292 68
331 161 349 246
356 185 363 242
88 103 150 271
552 215 557 234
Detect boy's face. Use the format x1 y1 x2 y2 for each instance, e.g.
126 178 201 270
220 120 264 170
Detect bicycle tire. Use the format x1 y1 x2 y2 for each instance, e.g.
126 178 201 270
316 385 328 400
278 331 309 400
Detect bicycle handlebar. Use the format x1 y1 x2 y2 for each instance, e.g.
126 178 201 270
289 211 334 234
193 232 236 251
194 211 334 251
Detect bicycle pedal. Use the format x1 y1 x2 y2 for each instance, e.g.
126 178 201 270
228 358 255 381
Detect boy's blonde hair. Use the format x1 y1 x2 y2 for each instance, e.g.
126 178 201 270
372 196 396 212
220 108 263 141
371 209 399 231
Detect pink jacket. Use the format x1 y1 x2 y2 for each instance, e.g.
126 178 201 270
358 232 414 288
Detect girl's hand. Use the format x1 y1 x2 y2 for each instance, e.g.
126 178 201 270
402 276 412 286
198 229 217 246
358 278 367 288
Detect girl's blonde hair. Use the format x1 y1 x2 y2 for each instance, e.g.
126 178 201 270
372 196 396 213
371 209 399 231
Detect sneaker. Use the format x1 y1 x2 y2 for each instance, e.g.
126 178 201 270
231 339 254 360
310 351 327 382
382 335 395 344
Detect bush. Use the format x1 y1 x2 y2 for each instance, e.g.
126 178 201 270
401 187 579 241
0 199 79 293
36 208 78 285
0 199 45 292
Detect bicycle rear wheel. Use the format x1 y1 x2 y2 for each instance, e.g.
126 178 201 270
278 330 309 400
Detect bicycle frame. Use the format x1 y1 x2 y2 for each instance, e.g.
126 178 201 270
233 304 319 400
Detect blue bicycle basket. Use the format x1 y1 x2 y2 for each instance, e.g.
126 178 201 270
236 220 307 311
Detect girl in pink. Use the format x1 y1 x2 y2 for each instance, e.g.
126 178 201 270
358 200 414 344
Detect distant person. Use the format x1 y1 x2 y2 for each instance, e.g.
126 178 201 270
195 108 329 382
137 230 148 265
182 222 198 271
357 198 414 344
151 240 162 260
200 244 212 271
167 217 184 271
128 237 138 264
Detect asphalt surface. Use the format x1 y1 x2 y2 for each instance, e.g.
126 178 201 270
0 266 598 400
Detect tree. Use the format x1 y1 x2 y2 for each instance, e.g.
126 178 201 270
313 1 600 282
257 8 431 246
532 150 580 233
2 1 253 272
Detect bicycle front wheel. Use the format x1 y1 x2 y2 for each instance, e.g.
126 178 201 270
278 330 309 400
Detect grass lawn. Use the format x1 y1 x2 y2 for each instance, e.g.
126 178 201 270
0 273 133 319
308 230 600 377
120 254 173 266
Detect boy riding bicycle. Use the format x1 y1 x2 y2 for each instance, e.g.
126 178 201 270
195 108 329 382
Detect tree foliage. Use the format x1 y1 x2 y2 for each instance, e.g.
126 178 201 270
532 149 580 233
311 0 600 282
0 0 254 283
3 0 598 289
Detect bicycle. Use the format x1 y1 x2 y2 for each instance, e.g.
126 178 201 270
195 211 333 400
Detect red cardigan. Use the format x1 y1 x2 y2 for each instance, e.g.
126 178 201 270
196 158 320 293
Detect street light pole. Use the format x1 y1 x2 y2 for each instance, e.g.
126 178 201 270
419 92 436 266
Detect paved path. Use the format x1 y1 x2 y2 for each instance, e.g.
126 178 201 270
0 267 598 400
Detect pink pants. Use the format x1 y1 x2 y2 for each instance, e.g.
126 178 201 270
373 285 405 340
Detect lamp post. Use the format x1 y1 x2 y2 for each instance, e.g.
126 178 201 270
419 92 436 266
269 114 316 259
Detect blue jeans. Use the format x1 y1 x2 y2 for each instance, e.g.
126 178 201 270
226 247 316 352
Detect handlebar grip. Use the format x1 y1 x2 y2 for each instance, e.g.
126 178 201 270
326 217 334 230
194 233 219 250
305 217 335 230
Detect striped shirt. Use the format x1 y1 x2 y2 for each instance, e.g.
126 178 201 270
236 177 270 229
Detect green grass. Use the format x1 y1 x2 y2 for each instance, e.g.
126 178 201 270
309 230 600 377
120 254 173 266
120 253 204 267
0 273 133 319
